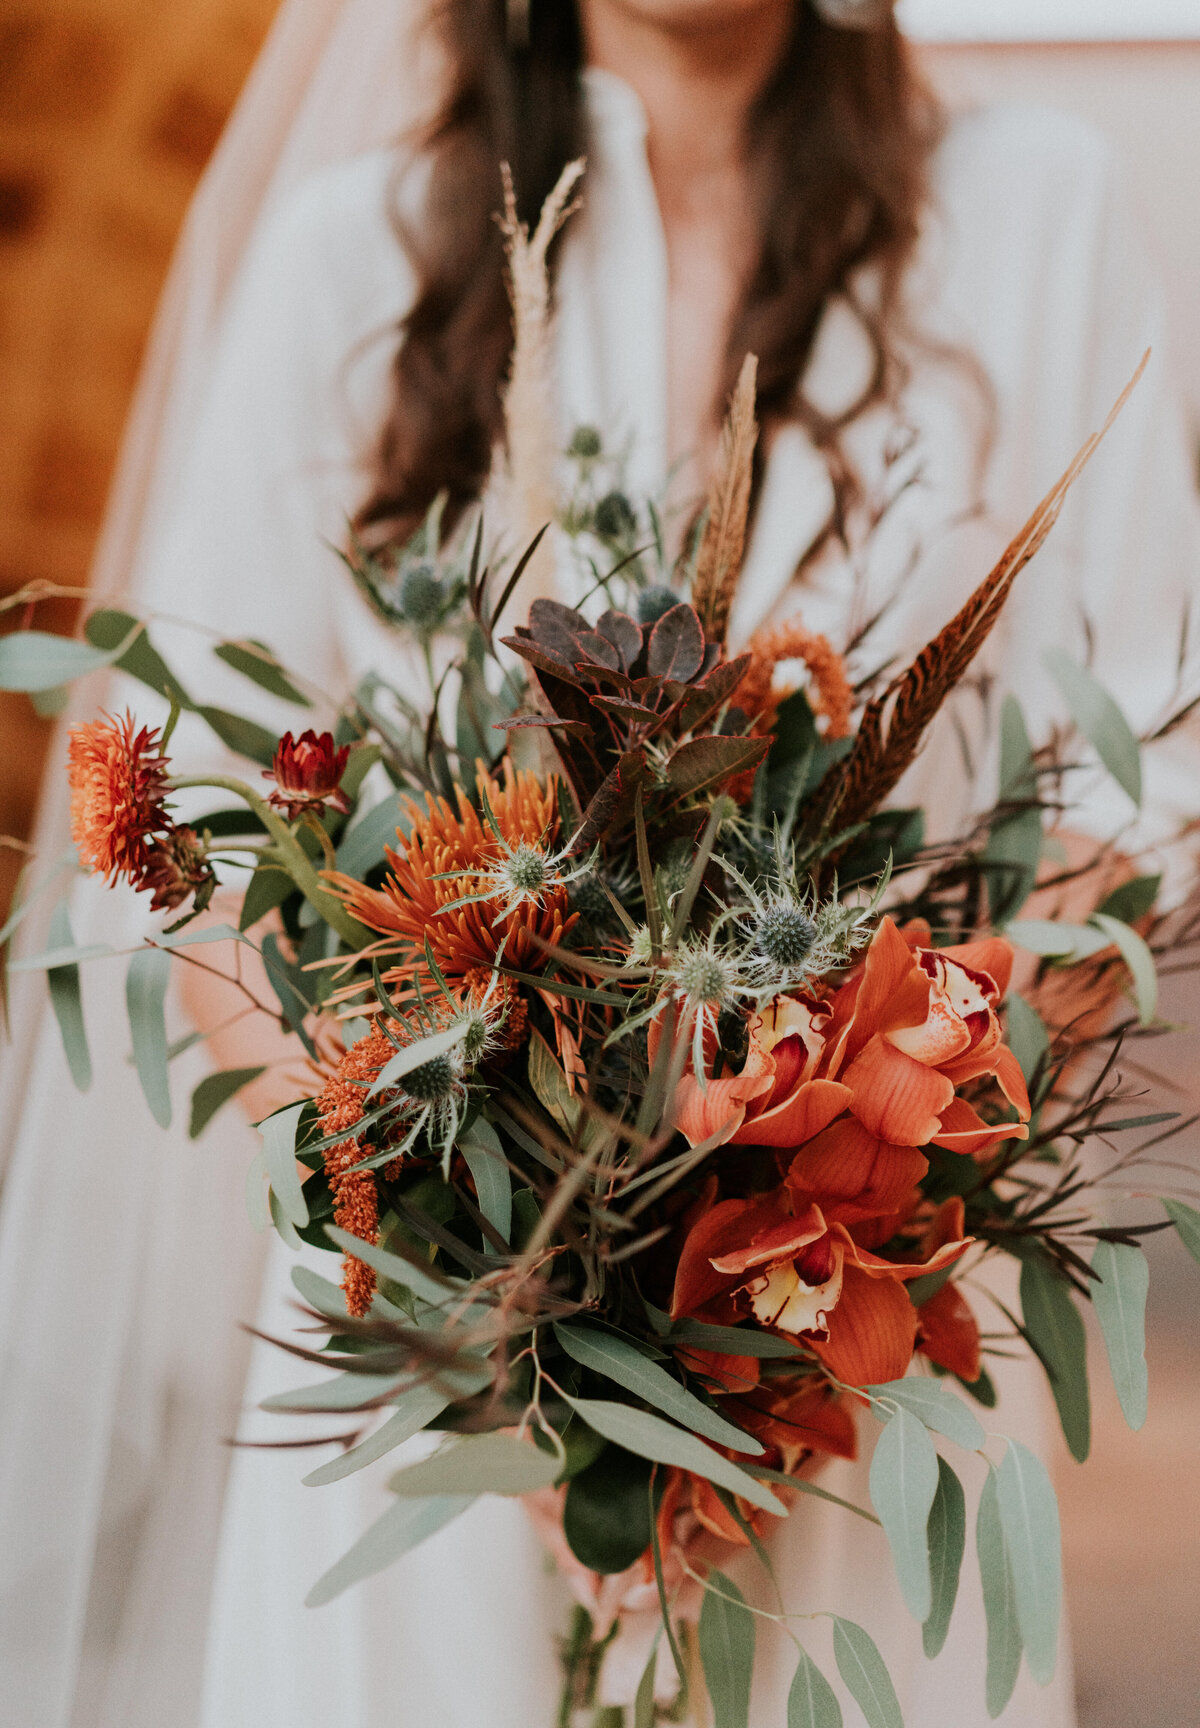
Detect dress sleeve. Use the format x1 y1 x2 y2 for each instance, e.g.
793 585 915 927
993 123 1200 879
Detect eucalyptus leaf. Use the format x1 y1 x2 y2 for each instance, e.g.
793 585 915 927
1088 912 1157 1025
1044 648 1141 807
699 1569 755 1728
214 637 311 706
870 1407 939 1622
787 1645 843 1728
1019 1254 1090 1462
1004 920 1110 961
667 1318 804 1359
261 1100 309 1229
866 1378 985 1452
239 866 295 932
831 1619 903 1728
1004 991 1050 1093
1097 873 1160 924
387 1432 560 1498
46 903 91 1091
0 628 137 692
634 1641 659 1728
459 1120 512 1246
335 792 407 879
8 940 114 972
995 1438 1061 1686
196 705 279 768
1090 1241 1149 1431
324 1225 478 1313
527 1031 579 1134
188 1066 266 1139
554 1322 763 1455
305 1494 475 1606
1163 1197 1200 1265
85 607 191 707
126 945 171 1127
923 1456 966 1659
977 1468 1023 1718
261 1367 410 1413
562 1395 784 1517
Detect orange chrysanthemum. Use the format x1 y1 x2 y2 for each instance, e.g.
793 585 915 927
67 709 172 885
326 764 576 985
737 615 855 741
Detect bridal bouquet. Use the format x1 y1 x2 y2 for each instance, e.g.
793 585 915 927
5 185 1199 1727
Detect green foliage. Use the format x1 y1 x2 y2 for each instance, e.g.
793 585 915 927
1096 873 1161 923
976 1469 1022 1718
554 1322 762 1454
0 627 136 692
386 1433 560 1498
996 1439 1062 1687
923 1456 966 1660
866 1378 985 1452
1019 1252 1090 1462
459 1119 513 1246
261 1101 309 1230
563 1446 657 1574
787 1645 843 1728
869 1406 940 1622
213 638 311 706
125 945 171 1127
45 903 91 1091
562 1396 784 1518
699 1570 755 1728
1090 1241 1149 1431
85 607 192 706
305 1494 475 1607
831 1619 903 1728
189 1066 265 1139
1163 1197 1200 1265
1003 990 1051 1096
1044 648 1141 807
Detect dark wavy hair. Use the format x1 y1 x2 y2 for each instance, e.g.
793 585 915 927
356 0 943 546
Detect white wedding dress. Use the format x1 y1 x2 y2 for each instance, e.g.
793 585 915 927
2 38 1198 1728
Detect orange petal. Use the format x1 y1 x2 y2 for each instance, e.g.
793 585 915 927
932 1096 1027 1156
786 1118 928 1220
709 1202 827 1277
843 1035 954 1144
672 1074 751 1148
923 1196 966 1253
732 1078 852 1148
843 918 931 1062
993 1045 1032 1119
835 1225 972 1283
940 936 1014 1000
810 1265 917 1386
691 1476 753 1545
674 1347 761 1397
671 1196 791 1318
917 1282 981 1381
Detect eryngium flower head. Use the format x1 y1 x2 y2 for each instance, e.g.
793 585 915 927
399 563 445 632
67 709 172 885
637 585 679 626
264 730 351 820
753 904 818 970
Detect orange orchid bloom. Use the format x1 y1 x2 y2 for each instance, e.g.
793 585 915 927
665 918 1029 1160
671 1190 971 1387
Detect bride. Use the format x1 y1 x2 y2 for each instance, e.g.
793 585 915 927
2 2 1197 1725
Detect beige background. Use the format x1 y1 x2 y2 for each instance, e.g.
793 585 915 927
1 16 1198 1728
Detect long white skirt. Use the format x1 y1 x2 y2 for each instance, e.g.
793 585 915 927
199 1235 1077 1728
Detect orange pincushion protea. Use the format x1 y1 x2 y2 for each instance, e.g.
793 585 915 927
67 709 172 886
327 764 576 985
737 615 855 741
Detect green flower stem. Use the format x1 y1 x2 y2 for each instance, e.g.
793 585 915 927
170 774 367 949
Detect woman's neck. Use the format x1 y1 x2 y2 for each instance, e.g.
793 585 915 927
579 1 795 492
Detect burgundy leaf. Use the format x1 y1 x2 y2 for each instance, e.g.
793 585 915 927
595 609 642 671
500 635 590 689
663 734 769 799
568 748 647 852
528 598 589 663
572 629 621 672
677 654 752 733
647 604 705 682
492 715 593 739
588 695 660 723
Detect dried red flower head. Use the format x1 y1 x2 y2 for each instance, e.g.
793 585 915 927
141 825 214 913
264 730 351 820
67 709 172 885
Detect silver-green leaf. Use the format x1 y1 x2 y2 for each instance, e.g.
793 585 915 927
788 1645 843 1728
261 1100 309 1229
831 1619 903 1728
126 945 171 1127
923 1455 966 1659
867 1378 985 1452
1044 647 1141 807
305 1494 475 1606
1090 1241 1149 1431
554 1322 763 1455
870 1406 939 1622
977 1468 1023 1718
1087 912 1157 1025
387 1432 561 1498
995 1438 1061 1686
1019 1254 1090 1462
459 1119 512 1246
1163 1197 1200 1265
699 1569 755 1728
562 1395 784 1517
189 1066 266 1139
46 903 91 1091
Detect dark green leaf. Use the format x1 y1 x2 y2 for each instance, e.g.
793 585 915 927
1019 1254 1090 1462
668 1318 805 1359
977 1468 1022 1718
239 866 295 931
831 1619 903 1728
647 603 704 682
459 1120 512 1246
564 1446 657 1574
214 638 311 706
788 1644 843 1728
1090 1241 1149 1431
699 1569 755 1728
1004 991 1050 1093
923 1456 966 1659
196 705 279 768
305 1495 475 1606
335 792 407 879
1044 648 1141 807
995 1438 1061 1686
85 608 192 706
189 1065 265 1138
126 946 171 1127
1097 873 1161 924
554 1322 763 1455
46 903 91 1090
634 1640 659 1728
869 1406 939 1621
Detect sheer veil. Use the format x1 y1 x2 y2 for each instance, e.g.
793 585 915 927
0 5 434 1723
